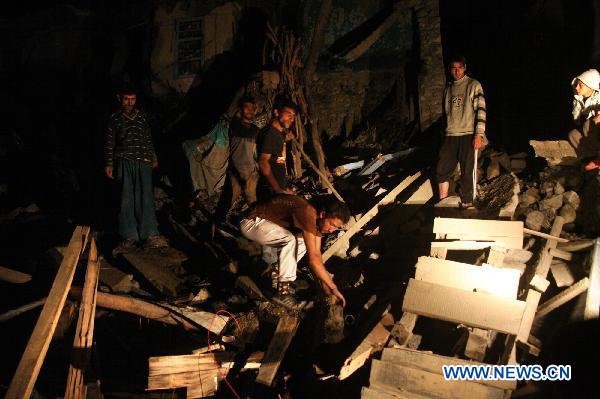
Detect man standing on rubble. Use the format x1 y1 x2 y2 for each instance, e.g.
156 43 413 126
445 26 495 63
436 54 486 208
213 96 260 227
568 69 600 171
105 84 167 250
256 100 298 200
240 194 350 308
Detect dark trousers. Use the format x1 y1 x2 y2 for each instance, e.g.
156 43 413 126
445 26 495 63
436 134 475 201
115 157 159 241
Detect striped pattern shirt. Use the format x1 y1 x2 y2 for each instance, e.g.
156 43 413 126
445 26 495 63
105 110 156 166
444 75 486 137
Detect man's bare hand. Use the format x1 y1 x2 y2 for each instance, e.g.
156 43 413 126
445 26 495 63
331 287 346 307
473 135 483 150
105 165 113 179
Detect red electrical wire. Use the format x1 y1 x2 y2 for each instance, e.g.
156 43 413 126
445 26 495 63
207 309 243 399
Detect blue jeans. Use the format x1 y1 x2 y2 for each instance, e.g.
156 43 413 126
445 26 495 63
115 158 159 241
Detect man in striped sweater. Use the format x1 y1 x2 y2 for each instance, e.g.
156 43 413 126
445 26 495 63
105 85 167 250
437 55 487 207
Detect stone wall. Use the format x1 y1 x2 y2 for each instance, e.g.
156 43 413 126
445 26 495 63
414 0 445 131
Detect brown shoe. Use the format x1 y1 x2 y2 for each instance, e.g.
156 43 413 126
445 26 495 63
144 235 169 249
273 281 298 309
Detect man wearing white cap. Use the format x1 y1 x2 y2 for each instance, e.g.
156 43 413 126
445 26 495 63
568 69 600 167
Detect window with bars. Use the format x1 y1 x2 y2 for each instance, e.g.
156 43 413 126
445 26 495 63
175 18 202 78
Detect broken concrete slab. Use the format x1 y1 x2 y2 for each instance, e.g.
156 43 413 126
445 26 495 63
529 140 578 166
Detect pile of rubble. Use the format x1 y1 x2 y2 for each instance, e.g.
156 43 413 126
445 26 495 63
517 166 582 232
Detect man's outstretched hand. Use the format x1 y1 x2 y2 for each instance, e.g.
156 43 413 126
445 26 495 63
105 165 113 179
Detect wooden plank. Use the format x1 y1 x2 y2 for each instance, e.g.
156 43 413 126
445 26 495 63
402 279 526 334
6 226 91 399
65 238 100 399
339 312 393 380
433 218 523 249
323 172 421 262
381 347 516 390
523 228 568 243
516 289 542 342
535 277 590 320
362 386 434 399
370 360 506 399
0 265 32 283
550 259 576 288
414 257 520 299
557 239 594 252
549 248 573 261
149 352 234 376
431 240 506 251
584 239 600 320
255 314 300 386
529 275 550 293
121 252 185 297
0 298 46 323
533 216 564 277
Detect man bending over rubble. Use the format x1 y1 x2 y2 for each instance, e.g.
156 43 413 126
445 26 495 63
240 194 350 308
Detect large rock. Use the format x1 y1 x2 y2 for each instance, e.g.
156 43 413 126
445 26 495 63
554 181 565 195
529 140 578 166
525 210 545 231
558 204 577 224
539 194 563 210
563 190 580 210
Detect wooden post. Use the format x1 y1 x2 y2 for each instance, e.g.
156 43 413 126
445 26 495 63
255 315 300 386
291 138 344 202
6 226 91 399
65 238 100 399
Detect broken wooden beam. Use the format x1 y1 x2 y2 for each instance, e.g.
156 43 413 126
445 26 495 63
0 265 32 284
65 238 100 399
339 311 393 380
534 277 590 320
255 314 300 386
323 172 421 262
68 288 228 334
557 239 595 252
0 298 46 323
6 226 91 399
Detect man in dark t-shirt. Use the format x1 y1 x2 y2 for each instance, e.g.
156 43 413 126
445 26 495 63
240 194 350 308
256 100 297 200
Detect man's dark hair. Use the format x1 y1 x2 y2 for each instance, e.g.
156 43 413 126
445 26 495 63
119 83 137 96
274 98 298 114
448 54 467 66
238 95 256 108
313 195 351 223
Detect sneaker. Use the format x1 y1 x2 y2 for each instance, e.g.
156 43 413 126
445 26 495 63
272 281 298 309
144 235 169 249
